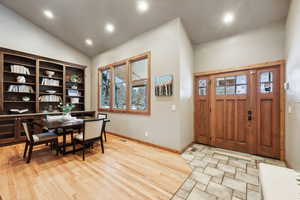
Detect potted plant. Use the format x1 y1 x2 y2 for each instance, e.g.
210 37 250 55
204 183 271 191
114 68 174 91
58 103 75 118
70 74 80 89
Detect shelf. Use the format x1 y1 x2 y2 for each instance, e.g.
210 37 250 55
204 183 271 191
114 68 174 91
4 101 36 103
4 60 36 68
40 101 61 103
39 67 63 73
66 88 85 91
5 91 35 94
39 75 63 80
39 92 63 95
4 71 36 77
4 81 35 86
66 96 84 98
40 84 62 88
66 81 84 85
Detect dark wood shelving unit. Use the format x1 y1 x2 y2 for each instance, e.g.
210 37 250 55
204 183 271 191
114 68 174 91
2 53 37 114
0 48 87 145
65 66 85 111
39 60 64 112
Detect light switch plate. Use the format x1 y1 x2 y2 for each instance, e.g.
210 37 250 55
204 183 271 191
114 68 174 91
171 104 176 111
288 105 292 113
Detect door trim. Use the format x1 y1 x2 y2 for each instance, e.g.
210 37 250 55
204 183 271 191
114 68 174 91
193 60 285 161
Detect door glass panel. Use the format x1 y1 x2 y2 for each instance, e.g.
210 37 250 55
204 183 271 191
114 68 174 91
260 72 273 94
216 87 225 95
236 85 247 94
216 78 225 87
236 75 247 84
198 79 207 96
225 76 236 86
226 86 235 95
216 74 248 95
260 72 272 83
199 88 207 96
260 83 273 93
199 80 207 87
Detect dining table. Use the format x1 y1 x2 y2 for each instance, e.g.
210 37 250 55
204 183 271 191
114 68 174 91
46 119 84 154
44 116 109 155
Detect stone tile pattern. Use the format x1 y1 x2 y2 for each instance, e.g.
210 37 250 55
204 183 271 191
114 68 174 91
172 144 286 200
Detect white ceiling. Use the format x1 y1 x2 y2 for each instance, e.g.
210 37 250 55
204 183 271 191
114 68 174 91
0 0 290 57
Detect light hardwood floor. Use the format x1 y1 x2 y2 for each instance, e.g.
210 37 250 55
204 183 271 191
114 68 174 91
0 134 191 200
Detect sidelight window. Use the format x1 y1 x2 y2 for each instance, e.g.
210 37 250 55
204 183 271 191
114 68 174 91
260 72 273 94
198 79 207 96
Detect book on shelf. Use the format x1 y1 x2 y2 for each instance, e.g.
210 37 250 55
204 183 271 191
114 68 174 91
39 95 62 102
71 98 79 104
8 85 34 93
68 89 79 96
9 108 29 114
41 78 60 86
10 65 30 75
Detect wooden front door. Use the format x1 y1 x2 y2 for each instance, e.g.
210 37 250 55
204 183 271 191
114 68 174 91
210 70 253 153
194 65 282 159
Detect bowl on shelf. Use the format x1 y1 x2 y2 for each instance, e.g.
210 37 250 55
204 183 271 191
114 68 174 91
16 76 26 83
22 96 30 102
46 90 56 94
45 70 55 78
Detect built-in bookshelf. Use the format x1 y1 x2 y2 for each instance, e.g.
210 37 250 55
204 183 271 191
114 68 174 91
0 48 86 115
65 66 85 111
3 54 37 114
39 60 64 112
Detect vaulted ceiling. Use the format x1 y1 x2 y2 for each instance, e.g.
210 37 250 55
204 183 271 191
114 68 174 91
0 0 290 57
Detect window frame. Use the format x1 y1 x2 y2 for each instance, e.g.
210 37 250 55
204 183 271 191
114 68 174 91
98 52 151 115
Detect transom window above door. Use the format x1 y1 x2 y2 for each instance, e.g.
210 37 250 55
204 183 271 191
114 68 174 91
215 75 248 95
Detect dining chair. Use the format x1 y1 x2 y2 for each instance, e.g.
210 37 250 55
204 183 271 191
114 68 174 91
22 122 59 163
72 119 105 160
97 113 108 142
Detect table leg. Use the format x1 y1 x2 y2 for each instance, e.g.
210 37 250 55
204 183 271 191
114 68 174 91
63 132 66 154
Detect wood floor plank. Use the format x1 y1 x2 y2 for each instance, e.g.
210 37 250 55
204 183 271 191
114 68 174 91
0 134 191 200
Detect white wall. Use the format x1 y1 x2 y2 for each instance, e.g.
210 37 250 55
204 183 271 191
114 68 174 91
285 0 300 170
194 21 286 73
92 19 194 151
0 5 92 109
178 21 194 149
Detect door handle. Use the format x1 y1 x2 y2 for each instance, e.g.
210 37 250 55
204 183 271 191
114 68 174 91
248 111 252 121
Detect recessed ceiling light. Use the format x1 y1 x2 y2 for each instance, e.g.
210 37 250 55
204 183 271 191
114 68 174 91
43 10 54 19
223 12 235 25
105 23 115 33
85 39 93 46
137 0 149 13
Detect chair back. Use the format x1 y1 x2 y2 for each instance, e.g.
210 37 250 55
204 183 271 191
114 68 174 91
97 113 107 120
84 119 104 140
22 122 34 142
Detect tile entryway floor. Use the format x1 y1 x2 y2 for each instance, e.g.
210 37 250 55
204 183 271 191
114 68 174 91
172 144 286 200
